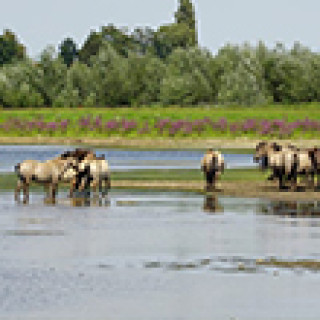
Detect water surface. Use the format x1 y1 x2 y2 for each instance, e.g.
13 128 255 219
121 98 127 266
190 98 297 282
0 189 319 319
0 145 256 172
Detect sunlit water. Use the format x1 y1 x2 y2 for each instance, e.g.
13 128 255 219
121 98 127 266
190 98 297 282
0 145 256 172
0 189 320 320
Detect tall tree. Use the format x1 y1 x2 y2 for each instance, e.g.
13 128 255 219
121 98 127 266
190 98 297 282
0 29 25 66
154 23 195 59
153 0 197 59
174 0 197 46
59 37 78 67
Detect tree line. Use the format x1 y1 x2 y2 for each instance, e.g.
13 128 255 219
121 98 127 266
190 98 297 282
1 0 320 108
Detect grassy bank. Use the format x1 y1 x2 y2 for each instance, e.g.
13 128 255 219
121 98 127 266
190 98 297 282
4 168 320 201
2 105 320 122
0 168 268 190
1 105 320 140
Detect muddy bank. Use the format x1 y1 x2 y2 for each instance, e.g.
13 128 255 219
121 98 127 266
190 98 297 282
0 136 319 150
2 173 320 201
112 180 320 201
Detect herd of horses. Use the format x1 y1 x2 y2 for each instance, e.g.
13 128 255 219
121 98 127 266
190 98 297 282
200 141 320 192
254 141 320 191
14 148 111 203
13 141 320 204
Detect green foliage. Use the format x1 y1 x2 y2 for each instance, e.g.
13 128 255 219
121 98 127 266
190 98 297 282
101 24 136 57
160 47 215 105
59 37 78 67
216 44 271 105
37 47 68 106
127 53 165 105
175 0 197 45
90 42 131 106
78 25 146 63
53 61 96 107
0 60 44 107
262 43 320 103
2 0 320 109
131 27 156 55
0 29 25 66
78 31 102 65
154 23 196 59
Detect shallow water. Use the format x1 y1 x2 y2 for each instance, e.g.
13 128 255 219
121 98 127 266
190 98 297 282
0 145 256 172
0 189 320 319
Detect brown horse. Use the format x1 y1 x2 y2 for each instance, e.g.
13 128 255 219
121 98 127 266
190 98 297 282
201 149 224 192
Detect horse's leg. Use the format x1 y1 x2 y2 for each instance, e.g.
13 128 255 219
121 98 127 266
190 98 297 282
51 182 58 200
212 173 217 190
278 170 286 190
205 172 213 192
102 177 111 197
79 176 87 192
47 183 53 200
44 183 50 198
23 179 30 203
53 184 58 199
47 183 56 204
15 178 23 202
291 172 298 191
308 172 315 189
69 178 76 198
98 179 102 194
92 180 98 198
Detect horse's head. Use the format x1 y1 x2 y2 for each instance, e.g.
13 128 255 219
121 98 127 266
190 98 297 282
254 141 269 162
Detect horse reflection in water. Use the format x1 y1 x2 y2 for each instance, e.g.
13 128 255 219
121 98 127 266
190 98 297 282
260 200 320 217
71 195 110 207
203 195 223 214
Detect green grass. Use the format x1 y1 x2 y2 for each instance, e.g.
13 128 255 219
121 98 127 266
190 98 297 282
2 104 320 122
112 168 268 181
1 104 320 140
0 168 268 190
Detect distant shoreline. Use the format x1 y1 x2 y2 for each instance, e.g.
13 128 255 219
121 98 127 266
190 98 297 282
0 136 319 150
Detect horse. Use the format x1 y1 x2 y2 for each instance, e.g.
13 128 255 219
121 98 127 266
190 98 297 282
76 155 111 197
15 157 77 203
254 141 298 190
201 148 224 192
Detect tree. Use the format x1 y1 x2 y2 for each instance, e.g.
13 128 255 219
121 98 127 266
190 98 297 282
59 37 78 67
154 23 195 59
78 31 103 65
175 0 197 45
153 0 197 59
216 44 271 105
0 60 44 107
0 29 25 66
90 42 131 106
53 61 96 107
131 27 155 55
159 48 214 105
36 46 68 106
101 24 135 57
127 52 165 105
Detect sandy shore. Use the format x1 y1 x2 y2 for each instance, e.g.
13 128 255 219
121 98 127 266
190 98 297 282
112 180 320 201
0 136 319 149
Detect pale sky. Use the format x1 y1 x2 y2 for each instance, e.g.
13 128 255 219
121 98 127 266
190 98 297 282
1 0 319 57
